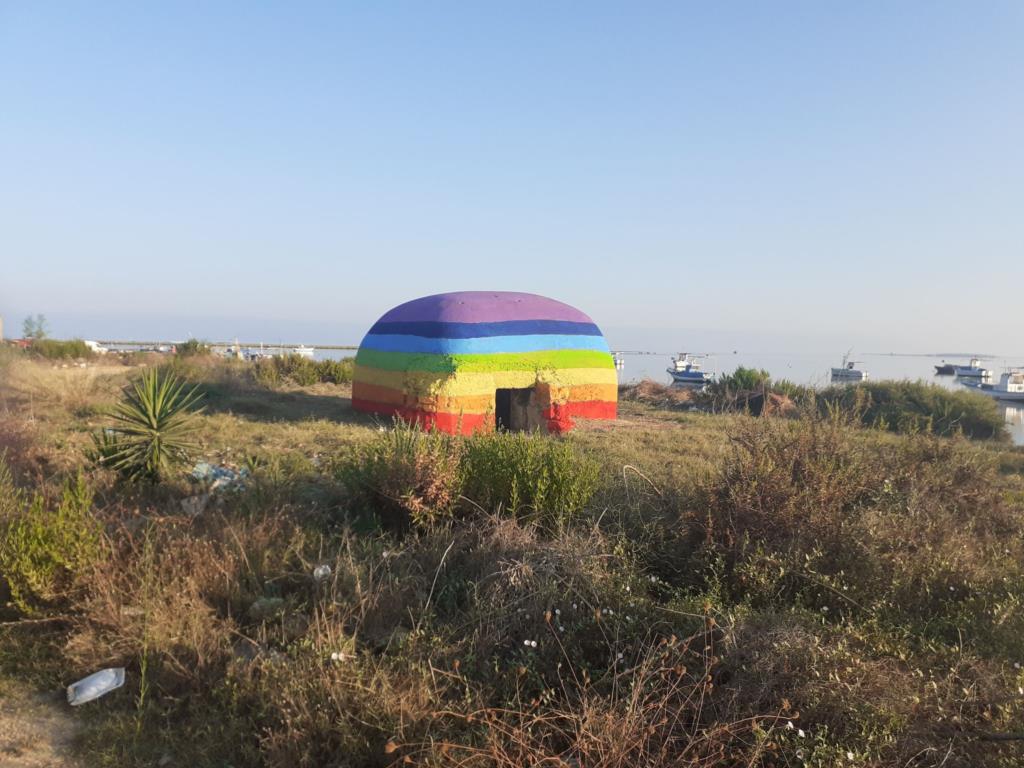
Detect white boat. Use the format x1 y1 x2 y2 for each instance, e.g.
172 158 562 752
953 357 991 379
961 369 1024 401
667 352 712 386
831 352 868 382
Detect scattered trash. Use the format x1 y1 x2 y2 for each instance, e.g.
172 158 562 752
180 493 210 517
67 668 125 706
191 462 250 492
313 564 332 582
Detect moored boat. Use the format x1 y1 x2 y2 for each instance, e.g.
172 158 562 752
934 361 955 375
667 353 712 386
953 357 990 379
831 352 868 382
960 369 1024 401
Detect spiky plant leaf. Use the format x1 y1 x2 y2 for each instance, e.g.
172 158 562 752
101 367 205 483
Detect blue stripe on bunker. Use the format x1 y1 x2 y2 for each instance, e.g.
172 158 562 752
359 333 611 355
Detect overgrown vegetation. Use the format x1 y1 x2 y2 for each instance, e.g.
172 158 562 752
818 379 1007 440
0 460 102 615
253 354 354 387
640 366 1008 441
338 420 600 530
1 355 1022 767
29 338 95 360
175 338 212 357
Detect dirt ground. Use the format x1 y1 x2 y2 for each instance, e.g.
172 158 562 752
0 684 80 768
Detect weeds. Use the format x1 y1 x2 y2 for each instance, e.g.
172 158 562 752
338 419 465 528
2 355 1023 767
253 354 354 388
0 463 102 615
28 338 95 360
819 380 1006 440
462 430 600 529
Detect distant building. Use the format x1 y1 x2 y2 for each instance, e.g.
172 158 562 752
352 291 618 434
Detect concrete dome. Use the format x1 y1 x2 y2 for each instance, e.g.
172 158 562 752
352 291 617 434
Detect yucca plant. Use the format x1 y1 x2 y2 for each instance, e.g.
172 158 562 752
95 367 205 483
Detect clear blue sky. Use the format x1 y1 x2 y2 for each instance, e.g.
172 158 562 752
2 1 1022 353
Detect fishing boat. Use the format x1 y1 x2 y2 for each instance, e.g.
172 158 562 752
960 369 1024 401
667 353 712 386
831 352 868 382
952 357 990 379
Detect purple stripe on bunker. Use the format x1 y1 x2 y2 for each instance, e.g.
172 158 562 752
376 292 593 324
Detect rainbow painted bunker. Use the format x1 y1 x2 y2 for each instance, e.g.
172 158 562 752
352 291 618 434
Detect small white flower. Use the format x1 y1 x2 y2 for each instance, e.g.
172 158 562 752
797 728 805 738
523 639 531 646
330 652 341 662
625 585 631 592
616 652 623 660
530 640 538 648
847 752 854 761
1015 662 1021 669
558 625 565 632
949 586 955 591
608 609 614 616
554 609 560 616
786 721 794 730
572 603 578 610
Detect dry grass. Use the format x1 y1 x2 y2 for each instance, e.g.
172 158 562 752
1 356 1023 767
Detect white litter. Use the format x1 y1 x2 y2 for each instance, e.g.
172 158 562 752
67 668 125 706
313 564 332 582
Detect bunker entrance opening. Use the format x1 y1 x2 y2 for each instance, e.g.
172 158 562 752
495 387 538 432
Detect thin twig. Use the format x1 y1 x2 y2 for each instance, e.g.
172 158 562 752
415 539 456 633
622 464 663 497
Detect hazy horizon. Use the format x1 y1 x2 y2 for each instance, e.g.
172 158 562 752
3 308 1021 362
3 2 1022 353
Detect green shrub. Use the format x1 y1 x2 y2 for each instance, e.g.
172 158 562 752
701 366 813 413
338 420 465 528
710 366 772 395
462 431 599 529
276 354 319 386
314 357 353 384
176 338 212 357
0 465 102 614
818 380 1006 440
251 357 281 387
92 366 205 483
30 338 94 360
251 355 353 387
